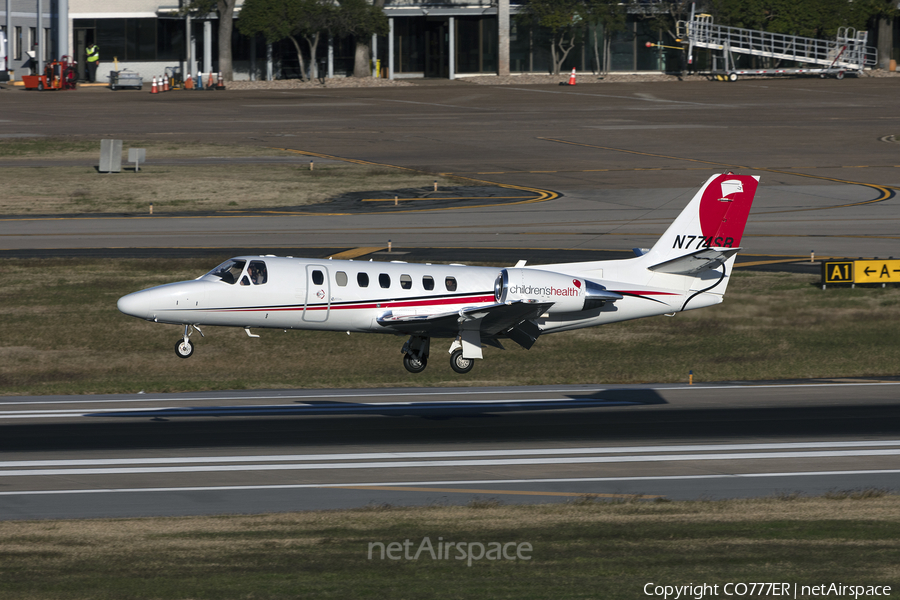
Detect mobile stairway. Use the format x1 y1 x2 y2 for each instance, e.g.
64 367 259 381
677 12 877 80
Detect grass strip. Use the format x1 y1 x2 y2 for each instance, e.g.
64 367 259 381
1 259 899 395
0 138 460 214
0 494 898 599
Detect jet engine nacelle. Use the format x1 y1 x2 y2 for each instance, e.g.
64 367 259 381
494 268 622 314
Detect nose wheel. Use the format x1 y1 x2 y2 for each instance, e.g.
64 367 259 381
175 324 203 359
175 339 194 358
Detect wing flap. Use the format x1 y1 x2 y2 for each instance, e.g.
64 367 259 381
377 301 552 340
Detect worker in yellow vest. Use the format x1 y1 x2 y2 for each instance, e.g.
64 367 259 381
86 43 99 82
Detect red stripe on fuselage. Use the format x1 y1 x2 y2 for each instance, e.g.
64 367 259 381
201 293 498 314
176 290 674 315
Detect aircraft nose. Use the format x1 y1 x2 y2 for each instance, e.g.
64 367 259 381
117 290 150 319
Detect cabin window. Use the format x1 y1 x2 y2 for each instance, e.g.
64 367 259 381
445 276 458 292
400 274 412 290
379 273 391 289
357 273 369 287
207 259 246 285
312 270 325 285
247 260 267 285
423 276 434 290
335 271 348 286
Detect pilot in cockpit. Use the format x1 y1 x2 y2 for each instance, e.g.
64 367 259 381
249 261 267 285
240 262 267 286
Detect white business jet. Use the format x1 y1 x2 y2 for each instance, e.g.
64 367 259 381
118 173 759 374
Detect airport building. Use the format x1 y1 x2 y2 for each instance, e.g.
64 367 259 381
1 0 898 83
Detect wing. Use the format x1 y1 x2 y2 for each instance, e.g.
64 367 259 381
377 300 553 348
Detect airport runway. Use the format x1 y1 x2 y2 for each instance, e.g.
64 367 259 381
1 382 899 519
2 79 899 519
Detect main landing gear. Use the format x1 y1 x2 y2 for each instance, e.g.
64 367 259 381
401 336 476 374
449 349 474 374
175 324 204 359
401 335 430 373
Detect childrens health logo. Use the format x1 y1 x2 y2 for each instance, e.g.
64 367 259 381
510 279 583 298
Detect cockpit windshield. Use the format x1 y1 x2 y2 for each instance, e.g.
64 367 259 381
207 259 246 285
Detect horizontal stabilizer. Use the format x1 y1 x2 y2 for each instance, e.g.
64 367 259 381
648 247 741 275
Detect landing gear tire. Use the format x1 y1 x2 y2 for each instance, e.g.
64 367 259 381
175 339 194 359
403 353 427 374
450 349 474 374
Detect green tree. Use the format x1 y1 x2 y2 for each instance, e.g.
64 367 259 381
238 0 338 80
706 0 896 68
516 0 584 75
630 0 694 45
852 0 899 69
333 0 389 77
183 0 238 82
584 0 627 74
708 0 890 38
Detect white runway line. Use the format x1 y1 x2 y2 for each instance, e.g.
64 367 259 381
2 441 900 477
3 440 900 468
2 469 899 497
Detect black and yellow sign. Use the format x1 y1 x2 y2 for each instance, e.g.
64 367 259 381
854 260 900 284
822 259 900 285
823 261 853 284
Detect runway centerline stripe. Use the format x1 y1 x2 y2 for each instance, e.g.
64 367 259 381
3 440 899 468
2 449 899 477
2 470 898 497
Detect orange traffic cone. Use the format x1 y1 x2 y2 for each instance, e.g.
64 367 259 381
207 71 214 90
568 68 577 85
217 71 225 90
163 76 169 92
151 76 158 94
185 73 193 90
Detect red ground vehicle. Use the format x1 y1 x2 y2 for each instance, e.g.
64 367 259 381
21 56 77 90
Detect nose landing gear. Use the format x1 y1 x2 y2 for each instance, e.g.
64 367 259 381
175 324 204 359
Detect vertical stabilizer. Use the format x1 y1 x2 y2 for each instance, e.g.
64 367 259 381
646 173 759 269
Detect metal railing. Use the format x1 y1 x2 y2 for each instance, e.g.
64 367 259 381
677 15 877 71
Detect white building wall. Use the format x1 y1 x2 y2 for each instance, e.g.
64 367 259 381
70 0 161 13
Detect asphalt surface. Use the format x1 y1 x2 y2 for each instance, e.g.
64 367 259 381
2 79 899 260
2 382 899 519
1 78 899 518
